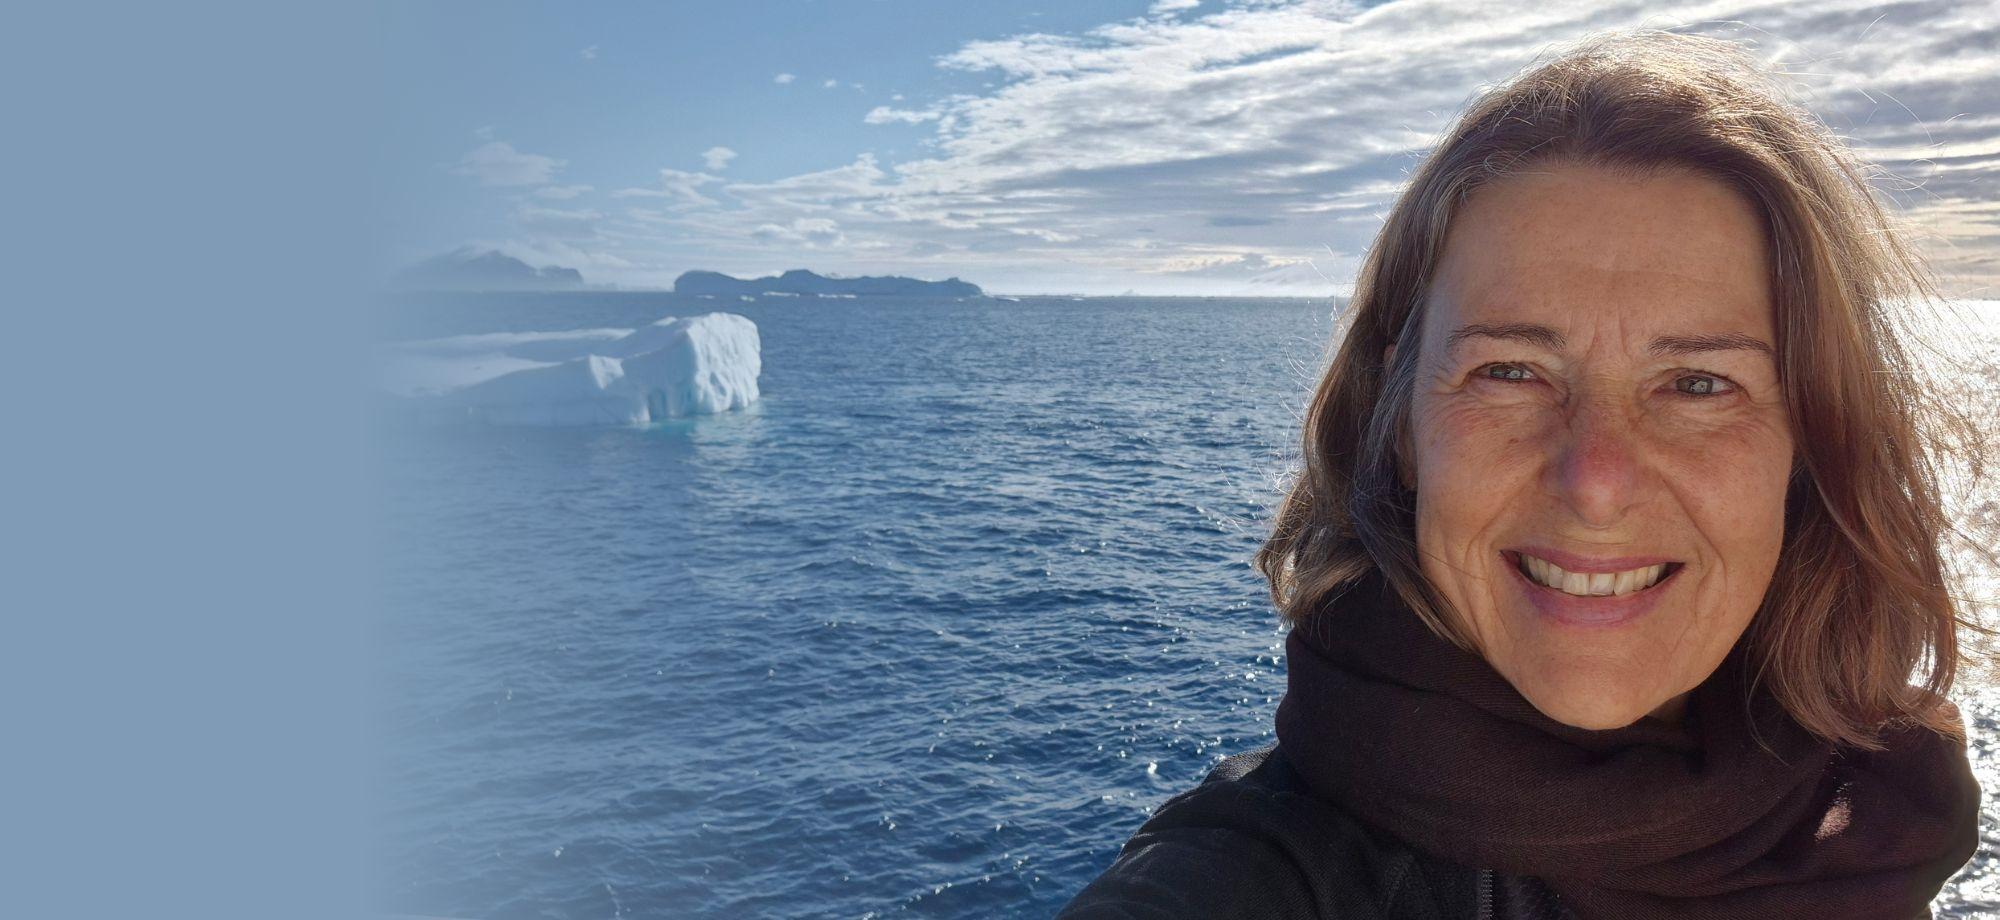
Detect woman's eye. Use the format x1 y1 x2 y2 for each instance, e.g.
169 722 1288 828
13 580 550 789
1672 373 1735 397
1480 363 1534 382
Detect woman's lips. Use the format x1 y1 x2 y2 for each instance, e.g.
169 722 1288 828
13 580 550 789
1502 549 1681 627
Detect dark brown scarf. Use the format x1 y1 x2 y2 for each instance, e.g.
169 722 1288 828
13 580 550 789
1273 571 1982 920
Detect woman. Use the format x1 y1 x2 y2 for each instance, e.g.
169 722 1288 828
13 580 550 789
1058 29 1988 920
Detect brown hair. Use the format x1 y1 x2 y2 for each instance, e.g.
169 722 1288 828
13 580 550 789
1255 28 1995 751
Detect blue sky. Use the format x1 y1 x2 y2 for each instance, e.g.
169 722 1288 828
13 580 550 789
376 0 2000 295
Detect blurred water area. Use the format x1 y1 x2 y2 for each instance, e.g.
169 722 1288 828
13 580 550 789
366 291 2000 918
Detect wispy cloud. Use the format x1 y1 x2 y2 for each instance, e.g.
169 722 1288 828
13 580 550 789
751 217 846 247
454 140 565 188
535 185 594 200
581 44 598 61
863 106 943 125
462 0 2000 294
702 146 738 171
612 168 722 209
773 72 796 84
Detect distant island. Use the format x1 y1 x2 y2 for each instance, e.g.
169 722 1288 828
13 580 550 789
396 248 586 292
674 268 981 298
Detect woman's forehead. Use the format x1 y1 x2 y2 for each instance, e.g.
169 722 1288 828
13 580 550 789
1425 172 1777 345
1434 166 1772 304
1427 273 1775 339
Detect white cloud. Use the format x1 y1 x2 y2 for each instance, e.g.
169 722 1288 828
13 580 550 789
454 140 565 187
751 217 846 247
535 185 594 200
822 78 839 89
1150 0 1201 15
864 106 942 125
702 146 738 170
720 154 888 212
581 44 598 61
516 0 2000 294
773 72 796 84
612 168 723 209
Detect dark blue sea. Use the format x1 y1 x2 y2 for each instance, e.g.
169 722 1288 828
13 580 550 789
365 292 2000 918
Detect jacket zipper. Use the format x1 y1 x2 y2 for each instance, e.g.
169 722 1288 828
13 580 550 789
1476 867 1494 920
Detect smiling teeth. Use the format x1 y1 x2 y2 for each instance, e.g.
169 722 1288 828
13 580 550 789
1521 555 1667 597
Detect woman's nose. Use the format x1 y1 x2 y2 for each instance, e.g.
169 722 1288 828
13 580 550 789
1549 401 1644 528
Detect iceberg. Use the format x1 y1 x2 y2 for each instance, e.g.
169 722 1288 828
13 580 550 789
374 312 761 426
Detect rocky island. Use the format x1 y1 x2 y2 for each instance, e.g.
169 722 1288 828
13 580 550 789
674 268 982 298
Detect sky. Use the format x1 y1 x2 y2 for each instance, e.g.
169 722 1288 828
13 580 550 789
374 0 2000 296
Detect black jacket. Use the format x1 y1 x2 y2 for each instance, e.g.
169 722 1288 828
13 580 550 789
1056 741 1577 920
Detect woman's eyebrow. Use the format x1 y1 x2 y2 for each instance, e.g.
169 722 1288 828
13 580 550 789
1443 323 1775 357
1444 322 1564 355
1647 331 1775 357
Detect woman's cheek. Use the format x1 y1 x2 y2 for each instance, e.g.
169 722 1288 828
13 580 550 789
1649 409 1793 492
1648 419 1792 576
1417 398 1552 481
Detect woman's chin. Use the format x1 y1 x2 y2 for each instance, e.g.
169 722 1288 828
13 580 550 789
1511 676 1664 731
1483 591 1689 730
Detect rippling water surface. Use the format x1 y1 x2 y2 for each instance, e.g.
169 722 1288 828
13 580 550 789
367 292 2000 918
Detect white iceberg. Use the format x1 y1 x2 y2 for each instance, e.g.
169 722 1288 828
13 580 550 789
374 312 762 426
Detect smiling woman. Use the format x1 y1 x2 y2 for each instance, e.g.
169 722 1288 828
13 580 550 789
1060 27 1989 920
1401 165 1796 734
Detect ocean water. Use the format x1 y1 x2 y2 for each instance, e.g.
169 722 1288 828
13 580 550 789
366 292 2000 919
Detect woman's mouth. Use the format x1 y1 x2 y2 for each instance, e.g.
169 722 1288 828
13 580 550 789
1502 549 1684 627
1513 551 1680 596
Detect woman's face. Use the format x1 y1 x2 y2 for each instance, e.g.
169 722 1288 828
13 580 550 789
1404 163 1794 730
